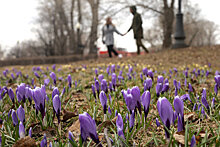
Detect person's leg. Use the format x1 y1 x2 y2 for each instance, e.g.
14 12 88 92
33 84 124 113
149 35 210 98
107 45 112 58
111 45 119 56
136 39 141 55
139 39 149 53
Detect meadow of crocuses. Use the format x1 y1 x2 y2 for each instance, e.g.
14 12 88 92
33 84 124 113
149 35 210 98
0 60 219 147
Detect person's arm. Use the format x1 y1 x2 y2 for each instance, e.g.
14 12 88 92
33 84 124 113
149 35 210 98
114 26 123 36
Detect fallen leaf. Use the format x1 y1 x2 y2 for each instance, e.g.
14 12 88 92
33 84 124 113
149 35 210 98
13 136 37 147
62 109 78 122
97 116 117 131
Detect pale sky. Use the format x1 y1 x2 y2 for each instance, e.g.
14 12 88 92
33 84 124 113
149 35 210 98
0 0 220 52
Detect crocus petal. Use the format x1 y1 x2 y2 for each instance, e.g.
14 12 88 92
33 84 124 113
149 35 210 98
99 91 107 114
19 121 25 138
17 105 25 123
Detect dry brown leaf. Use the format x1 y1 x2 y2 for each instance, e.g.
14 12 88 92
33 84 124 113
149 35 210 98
62 109 77 122
97 116 117 131
13 136 37 147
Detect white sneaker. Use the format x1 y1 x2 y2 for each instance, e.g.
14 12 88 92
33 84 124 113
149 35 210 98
118 54 123 58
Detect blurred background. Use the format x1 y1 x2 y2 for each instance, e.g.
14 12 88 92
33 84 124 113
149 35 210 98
0 0 219 59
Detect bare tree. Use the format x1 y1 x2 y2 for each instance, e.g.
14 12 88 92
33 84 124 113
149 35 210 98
87 0 100 55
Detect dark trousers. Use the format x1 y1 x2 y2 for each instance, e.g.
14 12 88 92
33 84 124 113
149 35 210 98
136 38 149 55
107 45 118 58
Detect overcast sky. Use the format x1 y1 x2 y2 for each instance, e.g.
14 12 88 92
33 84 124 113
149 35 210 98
0 0 220 51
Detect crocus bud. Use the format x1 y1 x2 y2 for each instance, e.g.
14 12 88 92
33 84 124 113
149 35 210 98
67 74 72 88
108 107 112 116
50 72 56 85
156 118 160 127
211 97 215 108
141 91 151 118
11 109 18 126
156 83 163 97
116 113 125 139
157 97 174 138
144 78 152 91
91 84 96 99
99 91 107 114
8 88 15 103
190 135 196 147
79 112 100 144
19 121 25 138
29 127 32 137
101 79 108 93
40 134 47 147
17 105 25 123
53 95 61 123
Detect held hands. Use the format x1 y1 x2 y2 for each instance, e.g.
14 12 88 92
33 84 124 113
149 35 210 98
122 32 128 36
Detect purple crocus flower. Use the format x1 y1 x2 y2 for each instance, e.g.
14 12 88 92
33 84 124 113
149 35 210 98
44 79 50 86
116 113 125 139
95 69 98 76
140 73 143 81
141 91 151 118
101 79 108 93
67 74 72 88
162 83 169 94
91 84 96 99
52 64 56 71
190 135 196 147
129 110 135 129
174 96 185 132
40 134 47 147
32 87 46 120
11 109 18 126
109 82 113 92
188 83 193 93
157 97 174 138
112 73 117 89
17 83 26 103
53 94 61 123
156 83 163 97
69 131 74 142
143 78 152 91
122 91 135 112
180 94 192 102
109 94 112 103
111 64 115 73
8 88 15 103
214 84 218 96
131 86 142 115
108 106 112 115
143 68 148 76
201 88 210 111
25 87 33 104
157 75 164 84
156 118 160 127
98 74 104 82
34 72 40 79
19 121 25 138
95 80 100 95
29 127 32 137
50 72 56 85
17 105 25 123
147 70 154 80
3 70 7 77
79 112 100 145
99 91 107 114
52 87 59 99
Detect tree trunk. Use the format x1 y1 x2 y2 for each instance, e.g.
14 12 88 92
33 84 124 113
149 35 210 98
162 0 175 49
75 0 83 54
88 0 99 55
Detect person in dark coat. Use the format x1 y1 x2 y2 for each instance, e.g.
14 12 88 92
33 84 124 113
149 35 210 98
102 17 123 58
124 5 149 55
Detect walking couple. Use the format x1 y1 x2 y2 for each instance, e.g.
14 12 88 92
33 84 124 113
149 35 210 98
102 5 149 58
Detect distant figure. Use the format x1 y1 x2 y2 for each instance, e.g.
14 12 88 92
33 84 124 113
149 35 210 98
124 5 149 55
102 17 123 58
